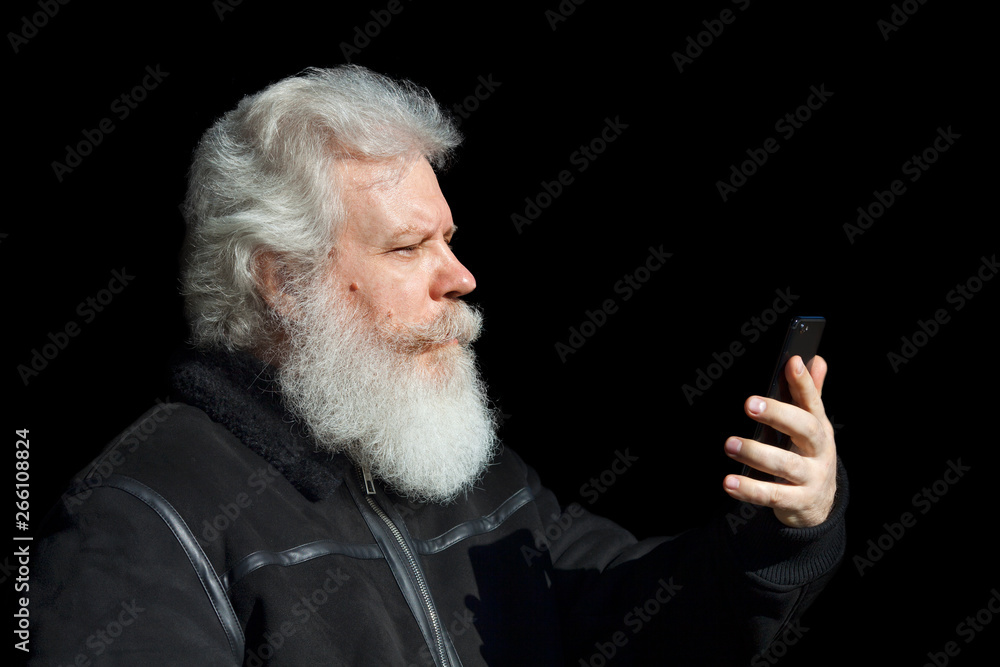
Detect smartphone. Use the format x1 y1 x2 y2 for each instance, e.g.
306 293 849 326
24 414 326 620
742 316 825 481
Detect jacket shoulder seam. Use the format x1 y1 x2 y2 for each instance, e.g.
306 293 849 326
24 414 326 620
99 474 245 664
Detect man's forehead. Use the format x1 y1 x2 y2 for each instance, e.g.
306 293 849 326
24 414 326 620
339 158 410 192
338 158 453 241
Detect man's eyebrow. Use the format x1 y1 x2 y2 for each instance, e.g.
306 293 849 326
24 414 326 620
387 224 458 243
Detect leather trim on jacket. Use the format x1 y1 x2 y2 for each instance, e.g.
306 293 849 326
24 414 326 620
101 474 246 664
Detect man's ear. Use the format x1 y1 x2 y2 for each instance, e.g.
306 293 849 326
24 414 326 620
253 250 300 320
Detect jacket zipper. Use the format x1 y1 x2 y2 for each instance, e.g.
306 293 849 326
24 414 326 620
357 463 451 667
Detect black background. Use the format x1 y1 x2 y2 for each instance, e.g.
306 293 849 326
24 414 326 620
6 1 996 665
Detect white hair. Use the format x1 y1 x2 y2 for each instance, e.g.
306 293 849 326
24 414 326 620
180 65 462 350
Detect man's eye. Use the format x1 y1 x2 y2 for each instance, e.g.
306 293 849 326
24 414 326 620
393 245 418 254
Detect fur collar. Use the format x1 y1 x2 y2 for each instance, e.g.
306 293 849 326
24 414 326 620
169 347 349 501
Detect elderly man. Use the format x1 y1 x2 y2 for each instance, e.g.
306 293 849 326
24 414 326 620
33 66 846 665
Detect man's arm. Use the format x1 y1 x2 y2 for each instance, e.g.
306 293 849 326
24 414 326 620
525 355 846 663
30 482 242 666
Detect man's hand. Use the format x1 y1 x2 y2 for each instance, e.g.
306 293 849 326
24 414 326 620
721 355 838 528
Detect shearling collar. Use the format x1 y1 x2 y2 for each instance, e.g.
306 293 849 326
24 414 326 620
169 347 349 501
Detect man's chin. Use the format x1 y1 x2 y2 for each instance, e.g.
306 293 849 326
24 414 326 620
415 339 470 372
420 338 460 353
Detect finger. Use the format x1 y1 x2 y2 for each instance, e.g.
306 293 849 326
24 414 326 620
723 437 809 484
724 472 835 527
785 355 826 419
722 473 803 512
808 354 828 397
744 395 827 458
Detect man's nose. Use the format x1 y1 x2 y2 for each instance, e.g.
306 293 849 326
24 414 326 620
433 245 476 300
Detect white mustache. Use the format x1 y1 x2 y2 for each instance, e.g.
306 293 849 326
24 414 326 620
379 301 483 353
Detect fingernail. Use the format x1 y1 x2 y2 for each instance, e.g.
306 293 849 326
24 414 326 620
795 357 805 375
748 398 766 415
725 437 742 455
725 476 740 490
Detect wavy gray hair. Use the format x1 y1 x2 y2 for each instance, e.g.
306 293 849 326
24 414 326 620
180 65 461 351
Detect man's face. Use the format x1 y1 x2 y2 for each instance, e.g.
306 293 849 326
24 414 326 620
327 158 476 364
275 156 496 504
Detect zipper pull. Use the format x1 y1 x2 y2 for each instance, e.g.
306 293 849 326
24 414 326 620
360 463 377 496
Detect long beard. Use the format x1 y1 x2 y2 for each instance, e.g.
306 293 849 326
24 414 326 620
276 284 499 504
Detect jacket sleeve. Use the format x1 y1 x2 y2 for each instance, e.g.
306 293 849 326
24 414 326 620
29 477 243 666
526 457 848 665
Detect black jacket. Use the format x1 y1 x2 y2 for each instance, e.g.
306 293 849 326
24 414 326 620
31 350 847 665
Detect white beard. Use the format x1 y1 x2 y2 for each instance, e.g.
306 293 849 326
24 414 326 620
276 281 499 504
